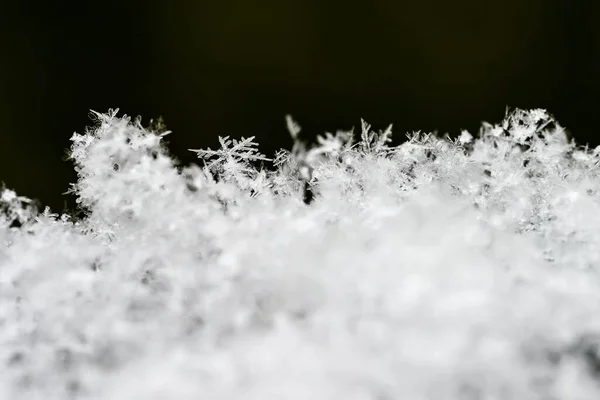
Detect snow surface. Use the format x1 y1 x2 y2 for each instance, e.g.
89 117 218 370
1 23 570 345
2 108 600 399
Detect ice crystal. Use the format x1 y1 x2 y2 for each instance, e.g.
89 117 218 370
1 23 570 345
2 108 600 399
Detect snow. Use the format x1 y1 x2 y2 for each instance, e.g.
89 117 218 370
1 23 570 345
2 108 600 399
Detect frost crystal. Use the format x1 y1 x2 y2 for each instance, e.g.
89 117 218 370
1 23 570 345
2 108 600 399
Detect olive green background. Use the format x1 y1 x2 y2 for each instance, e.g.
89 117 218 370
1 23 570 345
1 1 599 211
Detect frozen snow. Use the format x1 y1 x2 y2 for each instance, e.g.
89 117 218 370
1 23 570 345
2 108 600 399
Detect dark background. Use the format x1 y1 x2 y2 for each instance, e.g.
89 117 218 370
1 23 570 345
1 1 599 211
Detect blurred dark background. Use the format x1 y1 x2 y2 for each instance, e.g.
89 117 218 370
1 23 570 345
1 0 599 211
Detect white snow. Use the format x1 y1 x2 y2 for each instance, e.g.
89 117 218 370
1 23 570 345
2 108 600 399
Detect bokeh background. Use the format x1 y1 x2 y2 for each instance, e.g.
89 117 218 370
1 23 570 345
1 0 599 211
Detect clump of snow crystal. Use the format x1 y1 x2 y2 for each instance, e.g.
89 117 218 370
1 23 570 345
2 108 600 399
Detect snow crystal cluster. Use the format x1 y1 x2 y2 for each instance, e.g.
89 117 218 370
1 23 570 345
2 108 600 399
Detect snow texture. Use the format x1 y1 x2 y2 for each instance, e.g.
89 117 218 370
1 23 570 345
2 108 600 399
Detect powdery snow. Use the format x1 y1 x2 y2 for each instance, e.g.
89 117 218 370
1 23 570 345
2 108 600 399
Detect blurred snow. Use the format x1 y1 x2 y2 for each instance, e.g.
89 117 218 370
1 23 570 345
2 108 600 399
